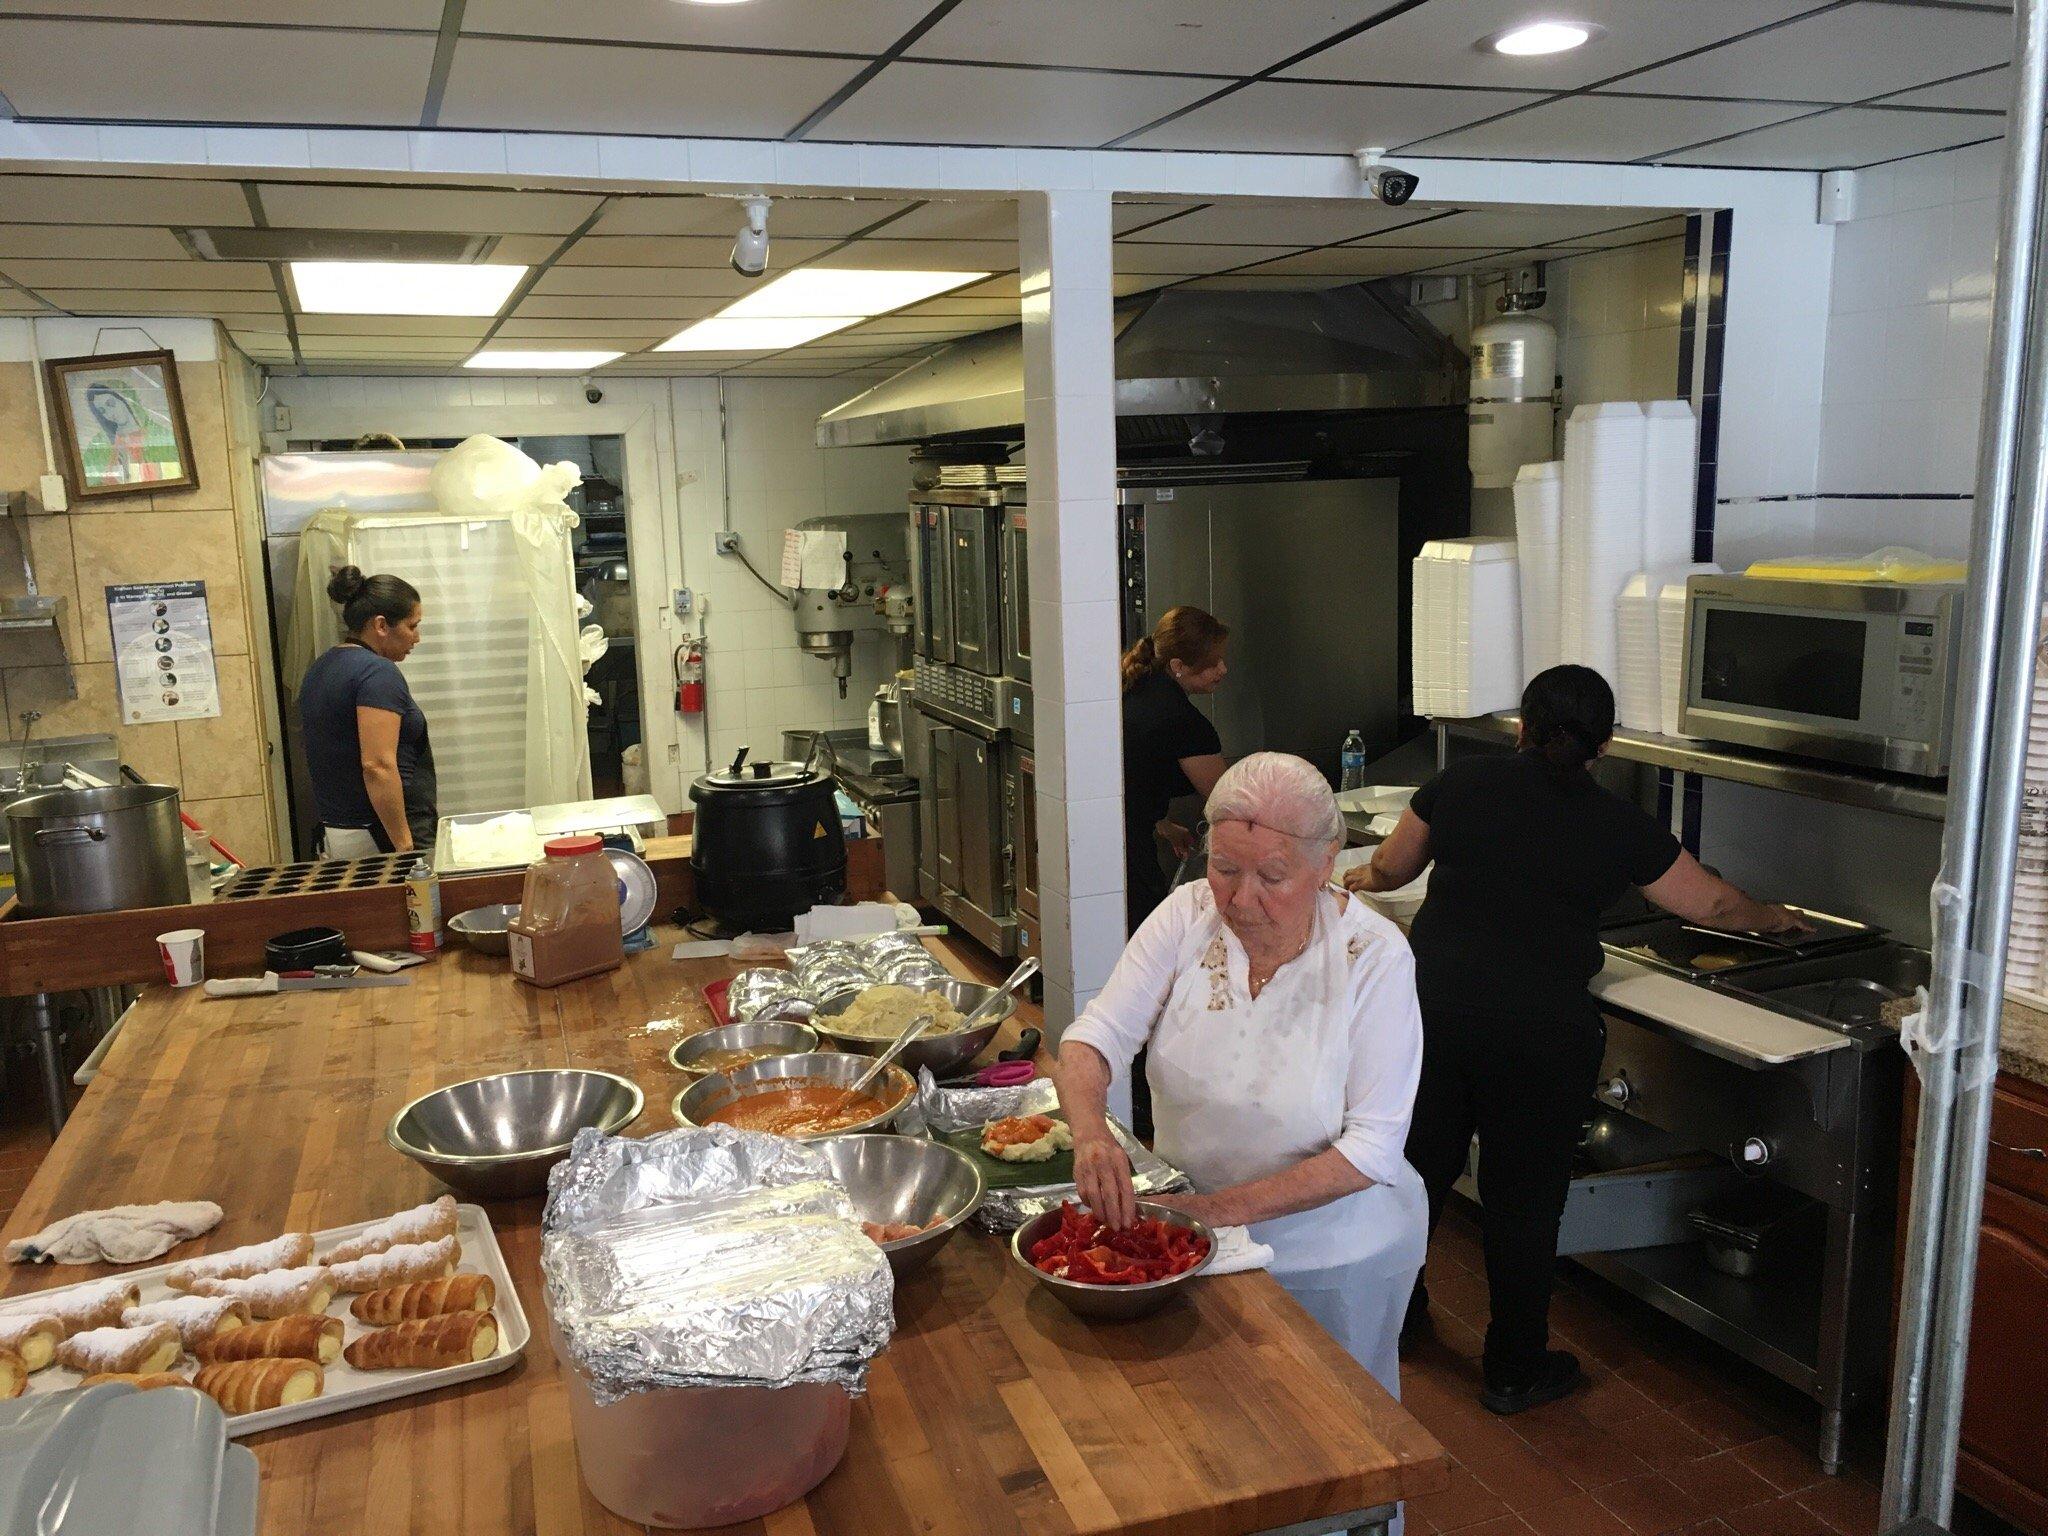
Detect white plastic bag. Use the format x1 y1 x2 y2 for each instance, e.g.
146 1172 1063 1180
429 434 581 517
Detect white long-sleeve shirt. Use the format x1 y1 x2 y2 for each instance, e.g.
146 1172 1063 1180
1063 880 1425 1273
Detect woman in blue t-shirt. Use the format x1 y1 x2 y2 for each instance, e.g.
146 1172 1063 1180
297 566 437 857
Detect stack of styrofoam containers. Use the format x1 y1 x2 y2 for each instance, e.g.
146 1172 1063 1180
1641 400 1700 573
1615 570 1669 733
1513 461 1564 682
1411 537 1522 718
1560 402 1647 683
2011 649 2048 997
1657 563 1722 738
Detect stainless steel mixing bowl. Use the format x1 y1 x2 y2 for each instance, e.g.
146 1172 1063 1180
809 978 1014 1079
812 1133 983 1279
447 903 519 956
385 1068 644 1199
671 1051 914 1139
668 1019 821 1077
1008 1201 1216 1322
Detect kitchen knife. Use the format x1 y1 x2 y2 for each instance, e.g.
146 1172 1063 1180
203 970 414 997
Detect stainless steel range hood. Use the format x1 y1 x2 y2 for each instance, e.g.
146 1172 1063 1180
815 285 1465 449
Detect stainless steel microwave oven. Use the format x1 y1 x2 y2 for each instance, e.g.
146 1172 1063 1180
1678 574 1963 777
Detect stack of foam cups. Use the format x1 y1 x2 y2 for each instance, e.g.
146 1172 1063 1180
1513 461 1564 683
1560 402 1647 683
2013 641 2048 994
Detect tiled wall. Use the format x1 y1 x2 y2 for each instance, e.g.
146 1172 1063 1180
1814 137 2002 557
0 317 278 864
670 377 916 772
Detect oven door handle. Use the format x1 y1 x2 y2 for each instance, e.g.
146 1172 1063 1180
1991 1137 2048 1161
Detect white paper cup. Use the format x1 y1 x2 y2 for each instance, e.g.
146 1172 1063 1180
156 928 205 987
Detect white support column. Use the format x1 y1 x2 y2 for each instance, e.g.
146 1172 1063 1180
1019 190 1124 1047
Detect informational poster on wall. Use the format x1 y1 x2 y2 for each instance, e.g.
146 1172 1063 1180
106 580 221 724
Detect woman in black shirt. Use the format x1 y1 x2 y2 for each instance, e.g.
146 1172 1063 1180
1346 665 1803 1415
1120 606 1230 934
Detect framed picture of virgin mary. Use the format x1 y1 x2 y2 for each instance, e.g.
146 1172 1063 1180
45 349 199 500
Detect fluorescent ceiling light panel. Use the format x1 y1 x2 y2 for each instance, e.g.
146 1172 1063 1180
655 315 855 352
718 268 990 321
290 261 527 316
1487 19 1596 55
465 349 623 370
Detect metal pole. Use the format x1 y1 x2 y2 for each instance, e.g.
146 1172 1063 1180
1882 1 2048 1522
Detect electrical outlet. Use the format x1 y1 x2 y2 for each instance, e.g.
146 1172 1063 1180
271 403 292 432
713 531 741 555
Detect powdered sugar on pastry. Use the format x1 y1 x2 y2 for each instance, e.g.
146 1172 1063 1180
123 1295 249 1349
321 1235 458 1294
55 1321 181 1376
321 1197 458 1265
184 1265 334 1318
0 1314 61 1371
163 1234 314 1293
39 1278 141 1334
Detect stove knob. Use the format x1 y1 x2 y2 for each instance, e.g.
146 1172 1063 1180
1598 1072 1633 1109
1739 1136 1773 1169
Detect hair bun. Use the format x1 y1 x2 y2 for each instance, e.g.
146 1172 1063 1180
326 564 368 605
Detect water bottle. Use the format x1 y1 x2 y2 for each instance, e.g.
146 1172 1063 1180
1340 730 1367 792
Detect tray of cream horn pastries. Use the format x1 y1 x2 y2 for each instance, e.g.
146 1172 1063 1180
0 1196 527 1436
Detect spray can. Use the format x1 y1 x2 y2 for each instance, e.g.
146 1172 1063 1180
404 857 442 954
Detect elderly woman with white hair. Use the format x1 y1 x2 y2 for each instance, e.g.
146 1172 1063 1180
1056 751 1429 1395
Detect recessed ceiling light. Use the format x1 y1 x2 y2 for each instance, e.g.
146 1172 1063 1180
1485 19 1598 56
289 261 527 316
465 349 623 371
656 269 989 352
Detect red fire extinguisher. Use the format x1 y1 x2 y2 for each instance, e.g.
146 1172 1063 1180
674 641 704 715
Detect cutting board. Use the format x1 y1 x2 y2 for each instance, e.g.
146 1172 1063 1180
940 1118 1076 1190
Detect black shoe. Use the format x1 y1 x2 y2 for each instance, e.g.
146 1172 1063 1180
1480 1350 1585 1416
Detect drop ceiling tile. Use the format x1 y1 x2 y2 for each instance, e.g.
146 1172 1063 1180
489 236 569 264
1408 92 1812 160
41 289 282 315
0 175 253 226
811 238 1015 272
878 201 1019 241
1879 67 2012 114
1115 241 1304 274
891 295 1021 317
0 291 52 312
255 184 605 235
1127 80 1542 154
1623 2 2012 104
532 264 767 298
1659 106 1999 169
492 319 668 341
1125 199 1459 246
0 226 192 260
2 258 274 290
841 316 985 336
0 0 435 21
512 293 728 320
293 315 494 337
439 38 862 136
1281 0 1818 92
1228 244 1483 277
598 196 908 239
916 0 1392 76
461 0 936 56
1364 206 1679 247
0 20 435 124
559 234 835 268
1113 200 1203 234
813 61 1217 149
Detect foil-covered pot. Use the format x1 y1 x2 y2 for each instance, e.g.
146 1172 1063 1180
912 1072 1193 1232
542 1126 895 1405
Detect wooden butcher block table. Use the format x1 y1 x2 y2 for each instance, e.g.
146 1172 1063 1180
0 932 1447 1536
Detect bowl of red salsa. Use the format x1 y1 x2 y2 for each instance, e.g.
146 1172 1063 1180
1009 1200 1215 1320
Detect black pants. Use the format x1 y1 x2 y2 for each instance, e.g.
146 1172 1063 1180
1402 998 1606 1385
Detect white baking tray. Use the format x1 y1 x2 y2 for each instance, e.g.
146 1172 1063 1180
2 1203 528 1438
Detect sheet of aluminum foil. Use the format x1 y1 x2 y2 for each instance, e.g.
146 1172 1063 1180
542 1126 894 1404
727 968 802 1021
912 1072 1192 1232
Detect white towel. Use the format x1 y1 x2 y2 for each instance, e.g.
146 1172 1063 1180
5 1200 224 1266
1205 1224 1276 1276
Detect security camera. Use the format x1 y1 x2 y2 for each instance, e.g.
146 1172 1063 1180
1354 147 1419 207
730 196 771 278
584 384 604 405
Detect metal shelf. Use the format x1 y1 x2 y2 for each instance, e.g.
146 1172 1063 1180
1575 1243 1822 1396
1436 712 1948 821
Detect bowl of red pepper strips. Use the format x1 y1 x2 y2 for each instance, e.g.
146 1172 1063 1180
1009 1200 1216 1320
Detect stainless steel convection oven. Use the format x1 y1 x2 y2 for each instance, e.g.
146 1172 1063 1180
819 284 1471 954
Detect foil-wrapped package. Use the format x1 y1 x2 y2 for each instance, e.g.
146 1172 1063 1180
912 1072 1193 1231
542 1126 894 1404
727 968 803 1021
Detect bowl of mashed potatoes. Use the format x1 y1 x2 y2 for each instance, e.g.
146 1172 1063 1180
811 978 1014 1078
